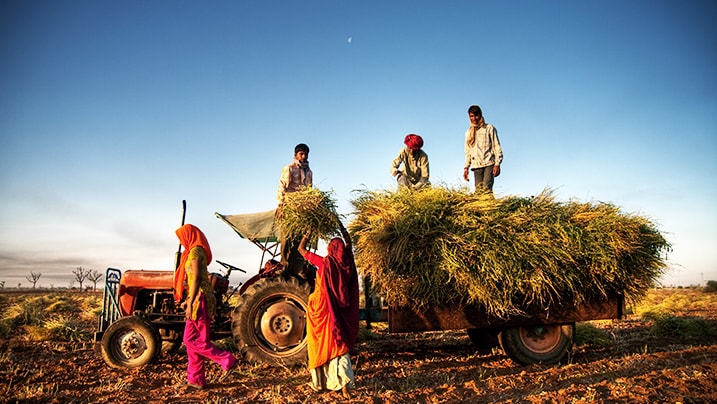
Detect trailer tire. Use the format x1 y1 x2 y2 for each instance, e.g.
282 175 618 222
232 277 310 367
499 323 574 365
101 316 161 369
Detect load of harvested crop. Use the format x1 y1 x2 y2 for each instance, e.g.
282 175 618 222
277 187 342 242
349 186 670 318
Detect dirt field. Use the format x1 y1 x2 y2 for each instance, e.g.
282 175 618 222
1 288 716 403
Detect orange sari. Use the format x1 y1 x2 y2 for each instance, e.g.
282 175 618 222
304 238 359 370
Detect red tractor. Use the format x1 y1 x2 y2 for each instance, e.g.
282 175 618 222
94 208 313 368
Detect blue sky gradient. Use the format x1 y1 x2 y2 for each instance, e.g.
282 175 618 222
1 1 715 288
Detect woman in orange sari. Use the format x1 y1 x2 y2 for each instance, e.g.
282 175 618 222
298 222 359 398
175 224 237 390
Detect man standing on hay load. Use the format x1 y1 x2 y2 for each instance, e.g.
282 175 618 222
463 104 503 192
276 143 313 276
390 133 430 190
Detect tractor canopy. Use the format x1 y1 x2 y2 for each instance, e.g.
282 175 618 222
215 209 282 270
215 209 279 242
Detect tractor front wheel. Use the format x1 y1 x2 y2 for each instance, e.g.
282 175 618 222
100 316 161 369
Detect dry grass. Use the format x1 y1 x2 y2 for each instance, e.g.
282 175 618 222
0 293 95 341
0 289 714 403
350 186 671 318
631 288 717 316
277 187 342 242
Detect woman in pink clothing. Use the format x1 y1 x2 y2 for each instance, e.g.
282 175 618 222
175 224 237 390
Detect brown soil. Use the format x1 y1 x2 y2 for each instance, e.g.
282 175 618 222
2 289 716 403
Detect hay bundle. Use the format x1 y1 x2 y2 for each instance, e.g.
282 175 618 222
278 187 341 241
350 187 670 318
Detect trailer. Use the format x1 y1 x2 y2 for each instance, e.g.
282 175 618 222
95 205 624 368
383 293 623 365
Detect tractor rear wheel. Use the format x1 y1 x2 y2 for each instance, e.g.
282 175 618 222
499 323 574 365
232 277 310 366
101 316 161 369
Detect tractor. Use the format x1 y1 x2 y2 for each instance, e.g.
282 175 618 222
94 208 313 368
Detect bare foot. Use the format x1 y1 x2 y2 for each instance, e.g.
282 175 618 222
341 385 351 400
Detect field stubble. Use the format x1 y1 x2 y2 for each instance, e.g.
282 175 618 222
0 288 715 403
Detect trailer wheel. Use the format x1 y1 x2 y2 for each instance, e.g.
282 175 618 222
101 316 161 369
232 277 310 367
467 328 500 350
499 323 574 365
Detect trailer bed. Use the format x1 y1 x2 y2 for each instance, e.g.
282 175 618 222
388 293 624 333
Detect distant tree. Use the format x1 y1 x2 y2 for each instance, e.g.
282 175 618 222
87 269 103 292
25 272 42 289
0 281 5 289
704 280 717 293
17 283 21 289
72 266 91 291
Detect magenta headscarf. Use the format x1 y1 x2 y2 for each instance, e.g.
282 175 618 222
322 237 360 350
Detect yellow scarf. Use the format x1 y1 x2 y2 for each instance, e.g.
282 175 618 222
466 117 485 147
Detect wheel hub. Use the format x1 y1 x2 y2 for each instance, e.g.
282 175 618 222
519 325 561 354
118 331 147 359
259 300 306 348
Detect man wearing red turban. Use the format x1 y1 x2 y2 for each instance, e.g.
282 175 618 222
390 134 430 189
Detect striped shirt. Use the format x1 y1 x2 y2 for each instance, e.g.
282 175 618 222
277 161 313 203
464 124 503 169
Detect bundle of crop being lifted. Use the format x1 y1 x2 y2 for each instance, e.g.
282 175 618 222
278 187 342 241
349 186 670 318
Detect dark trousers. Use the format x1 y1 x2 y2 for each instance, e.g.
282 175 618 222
280 236 304 276
472 166 495 191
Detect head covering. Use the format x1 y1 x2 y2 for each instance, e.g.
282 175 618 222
174 224 212 302
404 134 424 150
323 237 360 350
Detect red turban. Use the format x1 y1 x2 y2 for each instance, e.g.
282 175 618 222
404 134 424 150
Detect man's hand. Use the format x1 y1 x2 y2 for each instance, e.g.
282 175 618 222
493 165 501 178
463 167 470 181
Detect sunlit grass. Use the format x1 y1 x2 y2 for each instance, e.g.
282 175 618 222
1 293 96 341
2 298 46 327
631 288 717 317
351 187 670 318
575 322 614 346
641 312 715 338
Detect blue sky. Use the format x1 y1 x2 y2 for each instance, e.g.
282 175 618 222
1 0 715 289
